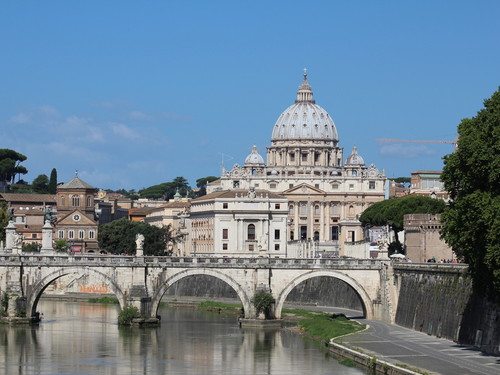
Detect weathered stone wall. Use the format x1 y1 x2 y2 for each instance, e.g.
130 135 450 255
394 266 499 355
163 275 363 311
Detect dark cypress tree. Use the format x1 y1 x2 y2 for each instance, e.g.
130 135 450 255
48 168 57 194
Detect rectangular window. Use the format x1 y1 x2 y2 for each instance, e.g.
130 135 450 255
369 181 376 189
222 229 228 239
289 153 295 162
274 229 280 240
275 204 280 209
248 244 254 251
274 244 280 251
223 203 228 209
289 184 293 189
348 230 355 242
222 243 228 250
68 230 74 239
270 183 276 189
315 184 319 189
31 233 37 239
349 184 354 190
302 153 307 162
300 204 307 215
58 230 64 239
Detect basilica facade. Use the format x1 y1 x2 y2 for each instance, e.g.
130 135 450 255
208 73 387 255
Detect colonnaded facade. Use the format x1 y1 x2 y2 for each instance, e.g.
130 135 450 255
208 73 387 255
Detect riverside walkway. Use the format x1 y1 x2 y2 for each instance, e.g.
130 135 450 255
324 306 499 375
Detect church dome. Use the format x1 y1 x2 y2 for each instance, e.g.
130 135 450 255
244 145 265 165
271 72 339 142
345 145 365 165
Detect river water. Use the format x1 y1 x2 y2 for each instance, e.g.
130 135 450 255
0 299 365 375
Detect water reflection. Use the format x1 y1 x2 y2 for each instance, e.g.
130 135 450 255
0 300 364 375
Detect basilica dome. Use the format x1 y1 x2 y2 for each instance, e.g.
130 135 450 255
244 145 265 165
271 73 339 142
345 145 365 165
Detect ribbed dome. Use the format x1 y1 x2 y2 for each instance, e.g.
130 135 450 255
345 145 365 165
244 145 265 165
271 72 338 142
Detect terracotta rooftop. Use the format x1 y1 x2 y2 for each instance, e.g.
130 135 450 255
0 193 56 204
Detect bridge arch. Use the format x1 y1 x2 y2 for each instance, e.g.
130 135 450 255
151 269 253 318
27 267 126 318
274 270 374 319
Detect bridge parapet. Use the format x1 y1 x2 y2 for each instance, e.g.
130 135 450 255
393 263 468 274
1 254 383 270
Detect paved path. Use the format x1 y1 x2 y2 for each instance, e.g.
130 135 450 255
308 305 499 375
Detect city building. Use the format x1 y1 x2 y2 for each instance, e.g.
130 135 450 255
404 213 454 263
54 174 99 252
208 73 387 255
187 188 288 258
0 193 56 247
410 171 449 200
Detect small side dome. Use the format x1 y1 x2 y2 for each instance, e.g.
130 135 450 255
345 145 365 165
244 145 265 166
271 170 279 175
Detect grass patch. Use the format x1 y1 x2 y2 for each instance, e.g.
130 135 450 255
338 357 357 367
395 363 429 375
282 309 365 341
198 301 242 313
88 296 119 304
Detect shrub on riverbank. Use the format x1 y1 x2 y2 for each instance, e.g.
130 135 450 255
118 306 140 325
88 297 119 304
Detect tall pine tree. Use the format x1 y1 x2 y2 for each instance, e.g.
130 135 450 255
48 168 57 194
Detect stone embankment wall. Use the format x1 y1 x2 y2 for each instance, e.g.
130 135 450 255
394 265 499 355
163 275 363 311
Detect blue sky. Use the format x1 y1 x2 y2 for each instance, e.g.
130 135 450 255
1 1 499 190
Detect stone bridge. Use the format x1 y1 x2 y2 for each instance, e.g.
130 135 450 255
0 254 396 323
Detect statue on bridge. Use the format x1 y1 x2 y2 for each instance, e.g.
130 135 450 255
135 234 145 256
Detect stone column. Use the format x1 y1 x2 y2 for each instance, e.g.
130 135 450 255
41 220 54 253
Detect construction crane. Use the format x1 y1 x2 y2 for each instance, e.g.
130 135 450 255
376 138 457 150
376 138 455 144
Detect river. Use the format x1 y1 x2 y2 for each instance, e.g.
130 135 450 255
0 299 365 375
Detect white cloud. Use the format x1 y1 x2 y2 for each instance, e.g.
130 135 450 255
11 113 30 124
129 110 152 121
380 144 436 159
110 122 140 140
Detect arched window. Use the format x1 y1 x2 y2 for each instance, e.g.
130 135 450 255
247 224 255 240
61 196 65 206
87 195 92 207
72 195 80 207
314 205 320 216
289 205 294 214
314 231 319 241
349 205 354 217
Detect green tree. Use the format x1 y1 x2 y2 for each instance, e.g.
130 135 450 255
196 176 219 197
0 149 28 185
0 202 9 243
251 291 274 319
441 88 500 298
139 176 193 200
98 218 182 255
48 168 58 194
32 174 49 193
360 196 446 253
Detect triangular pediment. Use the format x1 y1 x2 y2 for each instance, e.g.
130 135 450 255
282 183 325 195
57 210 96 225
